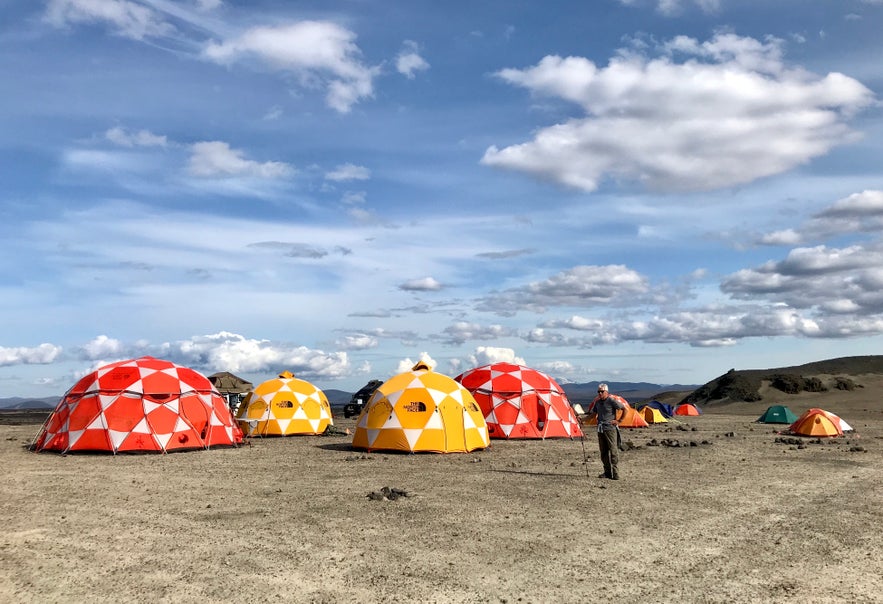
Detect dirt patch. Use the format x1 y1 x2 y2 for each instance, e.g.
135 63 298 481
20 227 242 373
1 391 881 603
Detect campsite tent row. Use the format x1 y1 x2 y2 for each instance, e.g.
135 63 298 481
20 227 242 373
31 356 855 455
756 404 854 437
31 358 586 455
581 397 702 428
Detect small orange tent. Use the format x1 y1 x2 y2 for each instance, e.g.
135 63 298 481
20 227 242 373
587 394 649 428
788 408 853 437
617 405 650 428
674 403 701 416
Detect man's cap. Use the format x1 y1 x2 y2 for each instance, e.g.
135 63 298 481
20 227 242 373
598 383 608 392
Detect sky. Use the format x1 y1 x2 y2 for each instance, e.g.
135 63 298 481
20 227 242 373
2 0 883 398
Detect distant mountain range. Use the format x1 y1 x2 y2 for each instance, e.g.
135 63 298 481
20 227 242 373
1 381 694 411
560 381 699 403
0 396 59 410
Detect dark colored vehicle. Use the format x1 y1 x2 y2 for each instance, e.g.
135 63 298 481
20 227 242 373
343 379 383 418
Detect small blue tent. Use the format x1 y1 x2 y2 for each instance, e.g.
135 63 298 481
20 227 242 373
639 400 674 418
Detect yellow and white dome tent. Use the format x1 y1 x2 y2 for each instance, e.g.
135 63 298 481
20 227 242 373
236 371 333 436
351 361 489 453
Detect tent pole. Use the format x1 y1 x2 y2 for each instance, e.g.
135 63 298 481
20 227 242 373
578 429 590 479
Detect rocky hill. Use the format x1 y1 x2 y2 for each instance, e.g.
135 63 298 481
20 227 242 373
683 355 883 406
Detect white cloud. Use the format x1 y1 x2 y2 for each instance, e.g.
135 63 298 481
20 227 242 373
722 244 883 314
336 334 378 350
44 0 175 40
173 332 351 379
80 335 125 360
247 241 328 259
479 265 650 314
535 359 576 377
63 149 149 173
202 21 380 113
263 106 283 121
399 277 443 291
466 346 525 367
483 33 874 193
187 141 294 178
341 191 366 205
529 305 830 347
195 0 221 10
396 40 430 79
755 190 883 246
819 190 883 217
396 352 437 373
105 126 168 148
441 322 517 345
326 163 371 181
759 229 803 246
541 315 606 331
617 0 721 15
0 343 63 366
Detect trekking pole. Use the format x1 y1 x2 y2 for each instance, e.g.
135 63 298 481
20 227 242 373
578 425 590 479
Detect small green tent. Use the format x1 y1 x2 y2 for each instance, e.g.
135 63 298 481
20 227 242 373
756 404 798 424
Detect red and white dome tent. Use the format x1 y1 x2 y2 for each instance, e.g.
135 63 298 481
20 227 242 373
32 356 243 454
455 362 583 439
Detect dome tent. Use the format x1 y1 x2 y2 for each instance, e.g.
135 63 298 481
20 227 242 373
32 356 243 454
454 362 583 439
641 406 668 424
637 400 674 418
352 361 489 453
788 408 853 437
755 404 798 424
674 403 702 416
236 371 333 437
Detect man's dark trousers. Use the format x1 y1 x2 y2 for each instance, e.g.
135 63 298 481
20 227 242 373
598 428 619 479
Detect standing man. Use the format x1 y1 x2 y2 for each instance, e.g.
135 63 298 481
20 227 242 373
592 383 626 480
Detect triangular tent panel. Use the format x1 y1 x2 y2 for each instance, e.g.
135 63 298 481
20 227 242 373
674 403 702 416
587 394 649 428
756 405 798 424
788 408 853 437
32 356 243 454
236 371 333 436
454 362 583 439
352 362 489 453
641 406 668 424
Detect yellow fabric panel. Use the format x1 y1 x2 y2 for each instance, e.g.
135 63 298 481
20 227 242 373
362 399 393 430
438 398 466 452
242 399 268 420
271 395 297 419
413 427 446 452
392 389 436 429
793 414 839 436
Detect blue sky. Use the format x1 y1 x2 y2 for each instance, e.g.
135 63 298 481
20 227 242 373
2 0 883 397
